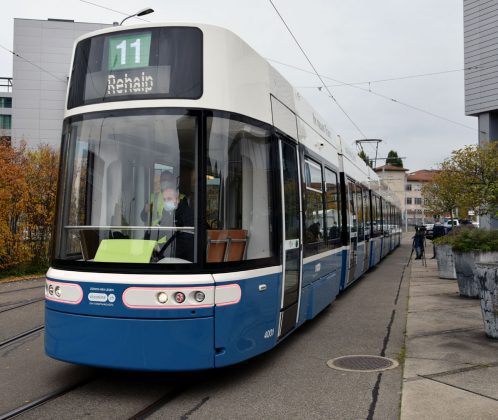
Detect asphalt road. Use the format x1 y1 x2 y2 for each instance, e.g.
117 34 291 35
0 239 411 420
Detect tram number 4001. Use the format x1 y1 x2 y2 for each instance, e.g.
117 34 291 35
264 328 275 339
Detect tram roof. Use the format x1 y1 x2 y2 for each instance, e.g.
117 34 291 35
67 22 395 202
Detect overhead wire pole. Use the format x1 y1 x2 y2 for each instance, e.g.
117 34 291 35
268 0 367 140
355 139 382 168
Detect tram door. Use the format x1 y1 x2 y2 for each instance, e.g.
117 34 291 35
278 138 302 338
347 179 358 284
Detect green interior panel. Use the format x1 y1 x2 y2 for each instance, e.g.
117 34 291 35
94 239 156 263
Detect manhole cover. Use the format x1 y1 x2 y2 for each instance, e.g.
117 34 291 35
327 355 399 372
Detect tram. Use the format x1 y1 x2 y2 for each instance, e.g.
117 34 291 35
45 23 402 371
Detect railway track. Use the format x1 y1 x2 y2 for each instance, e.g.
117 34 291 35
0 285 44 296
0 298 44 314
0 376 96 420
0 325 45 350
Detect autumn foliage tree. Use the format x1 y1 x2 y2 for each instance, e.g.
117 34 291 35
422 142 498 222
0 140 59 271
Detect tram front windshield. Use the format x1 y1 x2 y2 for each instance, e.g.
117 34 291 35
55 110 198 265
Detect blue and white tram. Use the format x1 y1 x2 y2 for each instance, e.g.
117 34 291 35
45 23 402 371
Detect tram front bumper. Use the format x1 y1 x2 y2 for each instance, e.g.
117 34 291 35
45 308 214 371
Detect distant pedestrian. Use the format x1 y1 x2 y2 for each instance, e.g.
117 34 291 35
412 226 426 260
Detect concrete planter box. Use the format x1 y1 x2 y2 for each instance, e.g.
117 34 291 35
454 251 498 298
475 262 498 339
435 244 456 279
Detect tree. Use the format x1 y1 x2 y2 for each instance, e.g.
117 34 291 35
0 140 30 270
422 166 459 223
0 140 59 271
422 142 498 223
386 150 403 167
447 142 497 218
24 145 59 265
358 150 372 167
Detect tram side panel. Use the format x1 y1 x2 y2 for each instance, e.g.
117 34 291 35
213 271 280 367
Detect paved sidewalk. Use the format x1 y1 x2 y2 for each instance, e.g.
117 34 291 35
401 256 498 419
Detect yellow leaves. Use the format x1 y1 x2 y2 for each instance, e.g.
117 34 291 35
0 140 59 270
422 142 498 218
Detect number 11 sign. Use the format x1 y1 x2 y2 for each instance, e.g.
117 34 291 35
108 33 152 70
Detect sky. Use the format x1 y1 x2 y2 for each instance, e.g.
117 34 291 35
0 0 477 171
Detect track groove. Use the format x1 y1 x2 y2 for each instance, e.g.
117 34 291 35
0 376 97 420
0 325 45 350
0 298 44 314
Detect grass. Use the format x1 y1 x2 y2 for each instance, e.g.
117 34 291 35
0 264 48 283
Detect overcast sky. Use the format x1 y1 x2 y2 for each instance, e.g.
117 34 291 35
0 0 477 171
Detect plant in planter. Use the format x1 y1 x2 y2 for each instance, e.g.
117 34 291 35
475 262 498 339
451 229 498 298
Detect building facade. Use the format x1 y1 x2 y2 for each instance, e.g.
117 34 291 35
0 78 12 142
463 0 498 229
374 164 408 227
12 18 109 148
405 170 436 226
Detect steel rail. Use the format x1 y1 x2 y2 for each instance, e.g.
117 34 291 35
0 298 45 314
0 325 44 350
128 386 189 420
0 376 96 420
0 285 44 296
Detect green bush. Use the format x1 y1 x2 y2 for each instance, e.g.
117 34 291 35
434 228 498 252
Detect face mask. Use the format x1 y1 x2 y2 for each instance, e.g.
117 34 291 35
164 200 177 212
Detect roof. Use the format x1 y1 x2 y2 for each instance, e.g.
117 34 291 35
374 164 409 172
407 169 437 182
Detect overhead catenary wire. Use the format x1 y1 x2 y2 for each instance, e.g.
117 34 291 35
293 65 489 88
268 57 483 134
268 0 367 139
79 0 152 22
0 44 66 83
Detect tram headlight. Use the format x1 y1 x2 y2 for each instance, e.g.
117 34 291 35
48 285 54 295
174 292 186 304
54 286 61 298
156 292 168 304
194 291 205 303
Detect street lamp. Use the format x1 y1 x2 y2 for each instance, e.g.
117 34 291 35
120 7 154 25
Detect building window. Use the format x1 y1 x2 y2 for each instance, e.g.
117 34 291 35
0 97 12 108
0 115 12 130
405 184 412 191
406 197 412 205
415 197 422 205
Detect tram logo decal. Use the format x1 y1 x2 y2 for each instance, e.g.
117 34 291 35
88 287 116 306
107 72 154 95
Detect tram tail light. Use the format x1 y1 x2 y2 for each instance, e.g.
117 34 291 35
174 292 186 304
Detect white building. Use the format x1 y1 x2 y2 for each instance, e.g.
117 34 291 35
12 18 110 148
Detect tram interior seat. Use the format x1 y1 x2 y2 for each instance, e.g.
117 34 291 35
207 229 248 263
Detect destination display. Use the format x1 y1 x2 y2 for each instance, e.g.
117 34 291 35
68 27 202 108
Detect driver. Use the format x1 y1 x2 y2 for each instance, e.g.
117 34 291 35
157 171 194 262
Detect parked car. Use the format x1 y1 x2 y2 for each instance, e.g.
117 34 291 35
423 223 434 239
443 220 459 232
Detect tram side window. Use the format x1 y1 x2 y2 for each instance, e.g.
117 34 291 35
373 196 382 236
356 184 365 242
364 189 371 240
347 180 357 240
324 168 341 247
205 116 275 263
304 159 326 256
